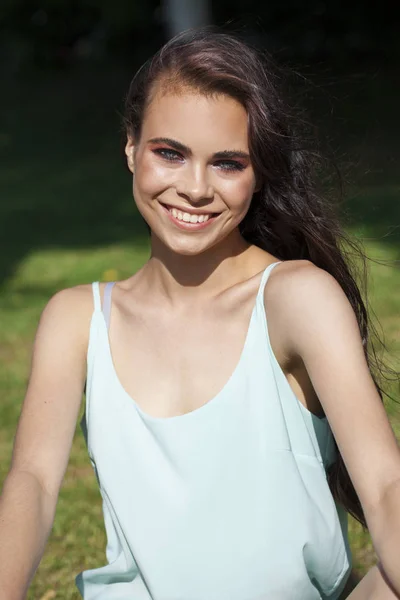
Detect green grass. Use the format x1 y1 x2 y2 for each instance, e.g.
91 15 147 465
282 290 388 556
0 63 399 598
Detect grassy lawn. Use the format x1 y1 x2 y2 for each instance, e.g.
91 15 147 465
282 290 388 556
0 62 399 598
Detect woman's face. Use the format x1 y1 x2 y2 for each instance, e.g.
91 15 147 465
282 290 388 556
125 88 258 256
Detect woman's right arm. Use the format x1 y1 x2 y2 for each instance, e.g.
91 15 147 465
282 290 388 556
0 286 93 600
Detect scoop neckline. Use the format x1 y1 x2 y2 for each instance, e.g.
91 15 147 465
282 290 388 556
98 263 280 424
101 301 257 424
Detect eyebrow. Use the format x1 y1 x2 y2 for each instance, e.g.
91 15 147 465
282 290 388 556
147 137 250 161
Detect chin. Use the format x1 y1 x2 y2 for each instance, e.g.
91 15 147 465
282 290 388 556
164 240 211 257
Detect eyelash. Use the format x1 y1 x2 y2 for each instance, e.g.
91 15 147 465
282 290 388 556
152 148 245 172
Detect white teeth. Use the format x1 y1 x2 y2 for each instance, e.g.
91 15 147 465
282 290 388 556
168 207 213 224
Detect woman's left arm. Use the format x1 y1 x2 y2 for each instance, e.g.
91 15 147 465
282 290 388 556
270 261 400 597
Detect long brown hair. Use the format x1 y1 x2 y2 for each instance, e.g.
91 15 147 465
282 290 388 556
123 27 399 529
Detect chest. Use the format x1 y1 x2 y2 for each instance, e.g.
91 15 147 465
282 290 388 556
107 297 256 418
105 290 323 420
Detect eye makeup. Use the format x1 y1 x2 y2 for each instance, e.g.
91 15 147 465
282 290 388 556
151 145 247 173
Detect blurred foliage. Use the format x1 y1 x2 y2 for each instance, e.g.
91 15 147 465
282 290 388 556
0 0 162 70
1 0 399 73
214 0 400 61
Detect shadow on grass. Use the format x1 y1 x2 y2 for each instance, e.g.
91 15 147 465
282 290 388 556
0 62 149 288
0 60 399 289
0 153 148 284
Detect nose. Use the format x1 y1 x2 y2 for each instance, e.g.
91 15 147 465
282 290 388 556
175 164 214 203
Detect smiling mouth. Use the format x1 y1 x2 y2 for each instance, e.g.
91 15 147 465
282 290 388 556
160 202 220 224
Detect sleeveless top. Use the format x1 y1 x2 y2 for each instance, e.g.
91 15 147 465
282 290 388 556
76 261 352 600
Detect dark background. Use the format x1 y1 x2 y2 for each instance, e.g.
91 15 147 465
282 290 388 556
1 0 399 68
1 0 399 287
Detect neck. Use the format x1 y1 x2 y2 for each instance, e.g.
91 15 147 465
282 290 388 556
143 230 258 307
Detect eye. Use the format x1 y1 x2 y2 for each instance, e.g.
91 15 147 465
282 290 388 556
152 148 183 162
215 160 246 172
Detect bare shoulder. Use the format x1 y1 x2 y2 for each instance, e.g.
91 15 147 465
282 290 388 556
8 283 97 496
265 258 347 313
37 283 95 348
41 283 94 322
30 281 97 397
263 259 349 366
266 258 338 291
26 282 96 425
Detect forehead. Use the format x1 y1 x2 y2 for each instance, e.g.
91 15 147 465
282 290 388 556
141 90 249 151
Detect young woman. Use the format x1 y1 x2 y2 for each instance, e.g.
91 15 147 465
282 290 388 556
0 28 399 600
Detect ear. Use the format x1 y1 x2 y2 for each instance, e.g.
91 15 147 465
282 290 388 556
125 136 136 174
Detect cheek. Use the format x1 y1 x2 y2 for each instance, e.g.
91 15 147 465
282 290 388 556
134 155 173 199
221 175 256 212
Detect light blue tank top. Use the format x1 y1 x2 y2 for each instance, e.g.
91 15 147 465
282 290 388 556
76 261 352 599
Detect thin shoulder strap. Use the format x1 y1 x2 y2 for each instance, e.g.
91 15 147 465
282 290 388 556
91 282 101 312
102 282 116 330
256 261 282 301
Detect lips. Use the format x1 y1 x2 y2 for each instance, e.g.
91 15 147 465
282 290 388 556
160 202 219 216
159 202 220 230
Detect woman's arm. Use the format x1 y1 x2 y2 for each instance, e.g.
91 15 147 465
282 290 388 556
0 286 92 599
366 480 400 597
343 564 399 599
266 260 400 596
0 471 58 600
